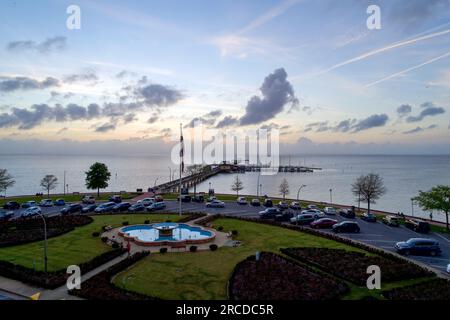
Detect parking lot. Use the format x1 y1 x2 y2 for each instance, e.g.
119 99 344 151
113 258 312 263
5 197 450 275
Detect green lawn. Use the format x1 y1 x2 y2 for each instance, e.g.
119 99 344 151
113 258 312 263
0 214 186 272
0 192 136 206
113 218 363 300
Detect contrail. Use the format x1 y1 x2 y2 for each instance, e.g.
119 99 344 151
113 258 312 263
316 29 450 75
365 51 450 87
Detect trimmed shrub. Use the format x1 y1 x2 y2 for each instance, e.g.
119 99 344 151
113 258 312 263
160 248 168 254
92 232 100 237
189 245 197 252
101 236 108 243
383 278 450 300
209 244 218 251
144 220 150 224
112 242 120 249
231 230 238 236
122 221 129 226
217 226 223 231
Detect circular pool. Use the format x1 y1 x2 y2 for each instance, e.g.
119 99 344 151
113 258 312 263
118 223 216 247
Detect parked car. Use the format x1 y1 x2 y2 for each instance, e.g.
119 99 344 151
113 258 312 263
177 195 191 203
206 200 225 208
290 213 315 225
250 198 261 206
39 199 53 207
383 215 400 227
290 201 301 210
404 219 430 234
53 199 66 206
361 212 377 222
301 209 324 219
128 203 146 212
109 195 122 203
82 195 96 204
94 202 116 213
192 195 205 203
237 197 247 205
3 201 20 210
113 202 132 212
154 195 164 202
307 204 319 210
259 207 281 219
22 206 41 217
0 209 14 221
311 218 338 229
332 221 360 233
274 212 293 222
447 263 450 274
81 204 97 213
21 201 37 208
277 201 289 210
395 238 441 256
147 202 167 212
61 203 83 215
138 198 156 206
323 207 337 215
339 208 355 219
263 199 273 207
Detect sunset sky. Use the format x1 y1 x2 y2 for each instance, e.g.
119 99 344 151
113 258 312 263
0 0 449 154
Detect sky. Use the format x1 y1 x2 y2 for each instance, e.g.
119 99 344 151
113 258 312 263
0 0 449 155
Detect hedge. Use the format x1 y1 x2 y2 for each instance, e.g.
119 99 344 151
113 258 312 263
383 278 450 300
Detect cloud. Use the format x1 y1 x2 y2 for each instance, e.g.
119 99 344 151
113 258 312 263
403 124 438 134
239 68 298 126
397 104 412 117
95 122 116 133
147 115 159 124
57 127 68 134
304 115 388 133
116 70 136 79
64 70 98 83
135 84 183 107
215 116 239 128
406 102 445 122
6 36 67 53
352 114 389 133
0 76 60 93
184 109 223 128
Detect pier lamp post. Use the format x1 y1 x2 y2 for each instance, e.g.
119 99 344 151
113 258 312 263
154 177 159 188
329 188 333 204
411 198 414 217
259 184 262 197
168 167 172 182
256 172 261 197
36 212 48 274
297 185 307 201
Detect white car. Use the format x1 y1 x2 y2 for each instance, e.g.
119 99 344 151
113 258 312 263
206 200 225 208
22 206 41 217
39 199 53 207
82 195 96 204
146 202 166 211
237 197 247 205
301 209 324 219
324 207 337 215
307 204 319 210
138 198 155 206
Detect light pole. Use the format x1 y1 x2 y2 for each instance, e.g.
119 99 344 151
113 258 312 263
259 184 262 197
154 177 159 188
329 188 333 204
36 212 48 274
411 198 414 217
168 167 172 182
256 172 261 197
297 185 307 201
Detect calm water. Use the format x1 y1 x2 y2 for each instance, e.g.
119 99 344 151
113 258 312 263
1 154 449 222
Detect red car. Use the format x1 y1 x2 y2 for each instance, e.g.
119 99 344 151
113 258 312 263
311 218 338 229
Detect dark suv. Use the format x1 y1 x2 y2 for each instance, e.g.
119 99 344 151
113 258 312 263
332 221 360 233
395 238 441 256
61 204 83 215
404 219 430 234
3 201 20 210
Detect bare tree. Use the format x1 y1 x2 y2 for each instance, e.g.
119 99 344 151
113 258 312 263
351 173 386 214
279 178 290 200
40 175 58 197
0 169 15 197
231 175 244 196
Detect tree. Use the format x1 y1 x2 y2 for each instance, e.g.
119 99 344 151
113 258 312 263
279 178 290 200
231 175 244 196
413 185 450 231
0 169 15 196
40 175 58 197
85 162 111 197
351 173 386 214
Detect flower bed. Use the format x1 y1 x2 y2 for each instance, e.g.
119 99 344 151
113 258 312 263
0 215 93 247
0 248 125 289
281 247 431 285
383 278 450 300
228 252 349 300
69 251 156 300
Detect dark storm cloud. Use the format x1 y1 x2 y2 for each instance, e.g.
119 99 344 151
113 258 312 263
6 36 67 53
397 104 412 117
239 68 298 126
0 76 60 93
406 102 445 123
352 114 389 132
215 116 239 128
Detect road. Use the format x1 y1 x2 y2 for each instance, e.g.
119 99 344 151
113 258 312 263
6 197 450 275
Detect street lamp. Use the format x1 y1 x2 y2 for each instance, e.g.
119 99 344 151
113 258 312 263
297 185 307 201
154 177 159 188
329 188 333 204
411 198 414 217
36 212 48 274
172 170 177 181
168 167 172 182
256 172 261 197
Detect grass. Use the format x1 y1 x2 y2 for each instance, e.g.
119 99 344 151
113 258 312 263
0 192 136 206
113 218 363 300
0 213 187 272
